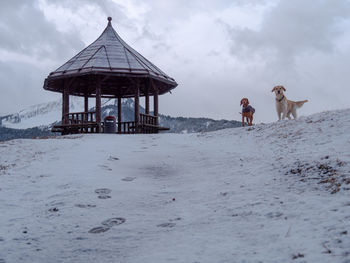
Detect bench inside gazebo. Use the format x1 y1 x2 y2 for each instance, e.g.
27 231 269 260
44 17 177 135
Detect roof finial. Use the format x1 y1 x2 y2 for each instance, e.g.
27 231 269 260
107 17 112 25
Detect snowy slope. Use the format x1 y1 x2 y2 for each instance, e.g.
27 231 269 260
0 109 349 263
1 98 83 129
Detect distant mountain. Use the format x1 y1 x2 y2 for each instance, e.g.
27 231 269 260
0 126 53 141
158 115 242 133
0 98 241 141
0 97 85 129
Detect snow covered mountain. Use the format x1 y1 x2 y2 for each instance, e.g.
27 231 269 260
0 99 241 139
0 108 349 262
1 97 102 129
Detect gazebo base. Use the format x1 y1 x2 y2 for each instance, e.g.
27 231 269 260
52 122 169 135
51 123 99 135
52 112 167 135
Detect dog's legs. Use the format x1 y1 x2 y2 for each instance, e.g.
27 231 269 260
249 114 253 126
242 115 245 127
292 110 297 119
277 110 281 121
287 112 292 120
281 111 287 120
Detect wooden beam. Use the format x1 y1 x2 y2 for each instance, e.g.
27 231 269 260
145 79 150 114
62 91 66 124
62 88 69 125
151 79 159 125
134 81 140 132
84 95 89 113
61 78 76 126
84 95 89 131
96 80 102 133
118 96 122 134
154 91 158 125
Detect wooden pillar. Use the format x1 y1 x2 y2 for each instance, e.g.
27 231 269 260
84 95 89 113
83 95 89 132
134 82 140 133
62 92 66 124
96 81 101 133
145 80 150 115
62 88 69 124
118 96 122 133
153 87 158 125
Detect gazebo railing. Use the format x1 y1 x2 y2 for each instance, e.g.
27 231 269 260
54 112 162 134
55 111 98 134
138 113 158 133
117 121 136 134
139 113 158 126
63 111 96 124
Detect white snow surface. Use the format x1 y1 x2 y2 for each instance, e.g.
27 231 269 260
0 109 350 263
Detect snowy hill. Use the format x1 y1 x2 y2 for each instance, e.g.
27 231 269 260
0 109 349 262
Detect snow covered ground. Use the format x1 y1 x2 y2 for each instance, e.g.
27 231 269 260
0 109 349 263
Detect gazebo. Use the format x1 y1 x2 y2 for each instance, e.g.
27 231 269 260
43 17 177 135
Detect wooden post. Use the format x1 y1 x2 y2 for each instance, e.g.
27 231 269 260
153 87 158 125
118 96 122 133
62 88 69 124
62 91 66 124
145 80 150 115
84 95 89 113
134 81 140 133
83 95 89 132
96 80 101 133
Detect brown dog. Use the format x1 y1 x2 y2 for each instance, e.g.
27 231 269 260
240 98 255 126
272 86 308 120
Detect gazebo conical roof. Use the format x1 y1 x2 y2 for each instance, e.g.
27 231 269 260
43 17 177 98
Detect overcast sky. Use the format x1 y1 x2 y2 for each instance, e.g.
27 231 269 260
1 0 350 122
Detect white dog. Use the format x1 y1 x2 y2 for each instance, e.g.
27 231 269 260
272 85 308 120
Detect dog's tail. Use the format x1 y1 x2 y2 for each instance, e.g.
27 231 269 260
296 100 308 108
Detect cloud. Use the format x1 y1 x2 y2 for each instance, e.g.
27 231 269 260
0 60 56 115
208 0 350 121
0 1 84 60
227 0 350 63
1 0 350 121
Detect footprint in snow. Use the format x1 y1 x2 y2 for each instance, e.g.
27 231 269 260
75 204 96 208
265 212 283 218
99 164 112 171
95 188 111 194
89 218 125 234
101 218 126 227
88 226 110 234
169 217 182 222
122 177 136 182
98 195 111 199
157 222 176 228
76 237 88 240
95 188 112 199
